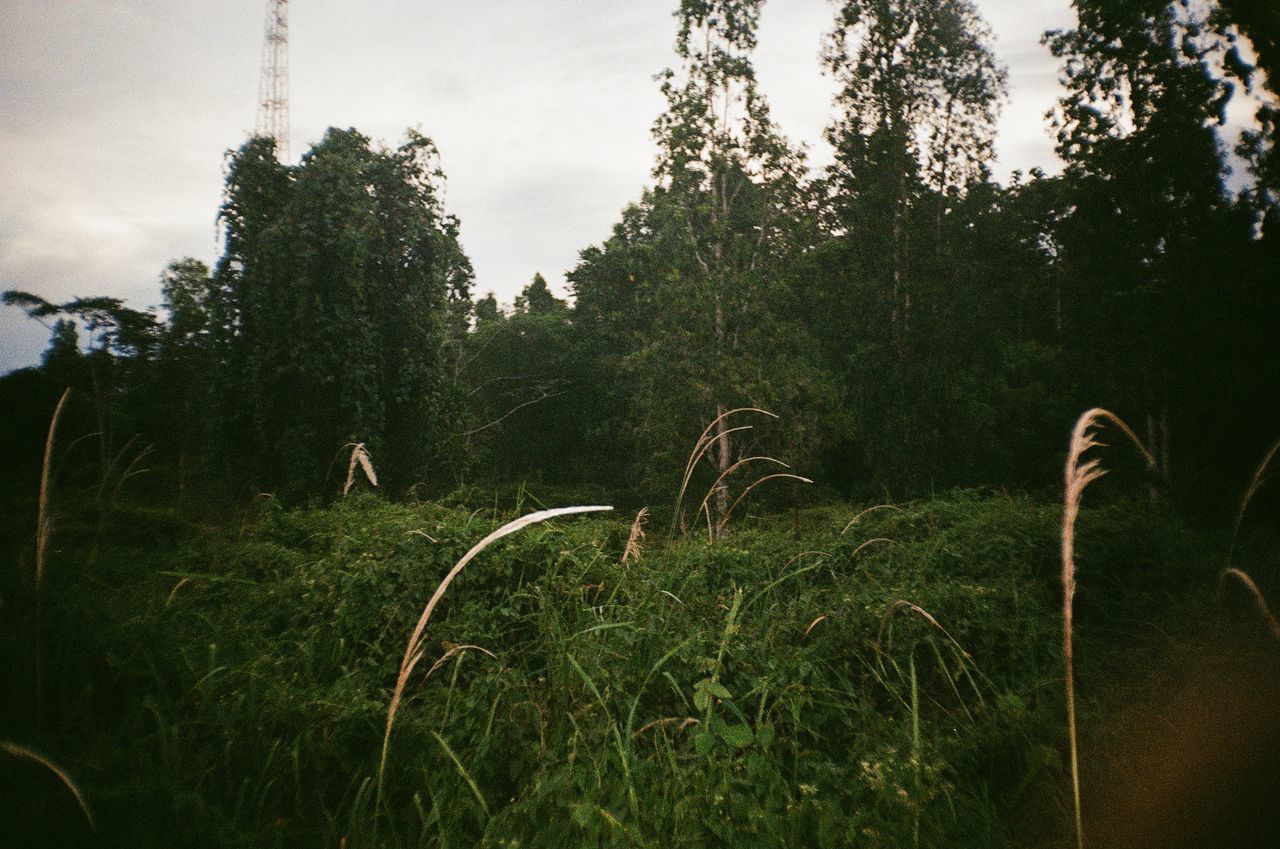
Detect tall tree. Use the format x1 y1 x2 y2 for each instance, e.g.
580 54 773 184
1045 0 1255 492
823 0 1006 352
217 130 472 495
812 0 1008 494
634 0 819 525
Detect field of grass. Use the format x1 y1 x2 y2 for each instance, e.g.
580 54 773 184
7 481 1272 848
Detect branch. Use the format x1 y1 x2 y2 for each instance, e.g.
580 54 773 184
461 390 566 438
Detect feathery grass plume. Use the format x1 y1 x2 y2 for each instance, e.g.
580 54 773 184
622 507 649 565
1218 568 1280 640
36 389 71 593
342 443 378 496
35 388 70 724
670 407 777 537
376 505 612 807
1227 436 1280 568
0 741 95 831
1061 408 1153 849
841 504 905 535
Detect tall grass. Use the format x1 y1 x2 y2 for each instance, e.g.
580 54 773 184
670 407 776 537
1060 408 1153 849
0 740 95 831
376 504 612 808
35 388 71 724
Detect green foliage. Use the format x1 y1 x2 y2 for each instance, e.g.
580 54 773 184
217 130 473 496
459 276 584 486
0 489 1225 847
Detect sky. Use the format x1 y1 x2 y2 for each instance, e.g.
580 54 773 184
0 0 1079 373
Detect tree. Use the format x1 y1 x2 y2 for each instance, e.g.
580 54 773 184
513 273 564 315
574 0 822 526
811 0 1008 494
1044 0 1260 495
460 277 578 485
823 0 1006 351
216 129 473 495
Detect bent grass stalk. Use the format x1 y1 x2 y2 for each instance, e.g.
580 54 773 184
1226 436 1280 568
1218 568 1280 639
0 740 95 831
424 645 498 679
1061 408 1153 849
343 443 378 496
694 456 790 540
715 473 812 536
670 407 777 537
375 505 612 810
36 388 71 725
841 503 905 535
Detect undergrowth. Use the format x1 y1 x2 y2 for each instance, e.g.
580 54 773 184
0 489 1225 847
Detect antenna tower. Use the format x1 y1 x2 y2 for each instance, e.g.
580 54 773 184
255 0 290 160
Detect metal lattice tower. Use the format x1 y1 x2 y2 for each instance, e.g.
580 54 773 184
255 0 290 161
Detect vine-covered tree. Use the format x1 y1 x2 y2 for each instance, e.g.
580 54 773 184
216 129 473 495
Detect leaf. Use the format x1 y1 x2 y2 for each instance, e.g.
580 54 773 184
706 680 732 700
717 723 754 748
693 731 715 756
693 685 710 712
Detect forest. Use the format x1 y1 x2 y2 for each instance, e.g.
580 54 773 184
2 0 1280 846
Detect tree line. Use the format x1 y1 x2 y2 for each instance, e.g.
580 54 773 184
4 0 1278 521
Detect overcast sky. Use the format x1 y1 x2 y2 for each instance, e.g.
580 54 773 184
0 0 1078 372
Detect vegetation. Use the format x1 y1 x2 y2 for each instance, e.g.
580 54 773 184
8 484 1271 848
3 0 1280 844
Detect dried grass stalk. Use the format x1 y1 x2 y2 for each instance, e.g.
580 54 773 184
622 507 649 565
670 407 777 537
36 389 71 592
0 740 95 831
632 716 699 739
841 504 905 535
424 644 499 679
715 473 812 536
849 537 896 559
1219 568 1280 640
35 388 70 724
376 505 612 801
1061 408 1153 849
342 442 378 496
1227 437 1280 567
874 600 972 661
695 456 789 537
